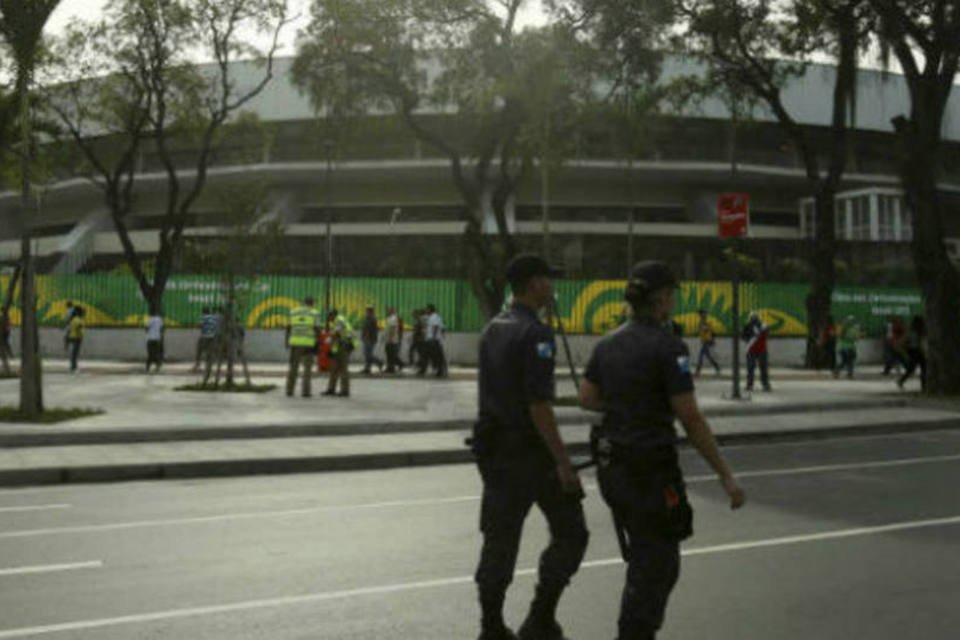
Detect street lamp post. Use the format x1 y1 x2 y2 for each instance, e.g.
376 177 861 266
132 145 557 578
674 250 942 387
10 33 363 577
324 139 334 313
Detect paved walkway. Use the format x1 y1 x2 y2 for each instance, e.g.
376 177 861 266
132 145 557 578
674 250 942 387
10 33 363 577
0 358 955 487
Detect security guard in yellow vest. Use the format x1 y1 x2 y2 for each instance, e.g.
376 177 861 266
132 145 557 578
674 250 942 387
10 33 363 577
323 309 355 397
285 296 321 397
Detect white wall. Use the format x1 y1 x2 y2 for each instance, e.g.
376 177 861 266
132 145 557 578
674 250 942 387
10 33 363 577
6 328 888 368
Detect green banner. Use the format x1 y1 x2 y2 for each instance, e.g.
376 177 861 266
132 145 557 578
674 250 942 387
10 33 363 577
0 274 926 337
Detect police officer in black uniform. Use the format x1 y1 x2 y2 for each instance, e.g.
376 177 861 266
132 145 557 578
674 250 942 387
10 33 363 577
472 254 589 640
578 261 745 640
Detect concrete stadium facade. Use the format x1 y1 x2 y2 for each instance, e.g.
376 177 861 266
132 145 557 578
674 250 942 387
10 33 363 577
1 56 960 282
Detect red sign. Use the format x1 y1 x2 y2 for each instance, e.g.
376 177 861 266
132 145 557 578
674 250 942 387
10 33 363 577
718 193 750 238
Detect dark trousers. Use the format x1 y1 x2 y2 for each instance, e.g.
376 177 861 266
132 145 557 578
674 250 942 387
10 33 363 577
474 453 588 628
883 343 907 375
835 348 856 378
326 349 351 395
194 336 214 370
286 346 315 396
362 341 383 373
385 342 403 373
598 460 683 640
0 337 11 374
695 343 719 374
899 348 926 390
68 338 82 371
146 340 163 371
746 351 770 390
419 339 447 377
409 339 424 367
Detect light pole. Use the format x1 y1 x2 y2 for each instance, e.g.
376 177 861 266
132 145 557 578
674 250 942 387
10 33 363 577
324 139 334 313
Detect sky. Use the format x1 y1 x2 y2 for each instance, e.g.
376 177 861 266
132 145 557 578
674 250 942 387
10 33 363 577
46 0 551 59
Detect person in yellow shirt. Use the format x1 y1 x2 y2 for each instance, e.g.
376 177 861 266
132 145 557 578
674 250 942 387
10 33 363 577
67 306 85 373
285 296 321 397
694 309 721 376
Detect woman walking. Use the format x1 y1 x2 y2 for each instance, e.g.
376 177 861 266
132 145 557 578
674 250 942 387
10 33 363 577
66 306 85 372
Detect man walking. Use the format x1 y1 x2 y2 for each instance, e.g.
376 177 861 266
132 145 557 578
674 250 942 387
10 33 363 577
384 306 404 374
833 315 861 379
361 305 384 375
421 303 448 377
324 309 355 397
285 296 320 397
742 311 771 391
193 307 217 373
66 306 85 373
694 309 720 376
145 311 164 373
471 254 588 640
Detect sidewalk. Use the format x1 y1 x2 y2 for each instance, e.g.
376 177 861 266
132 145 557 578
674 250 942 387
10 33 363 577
0 359 956 487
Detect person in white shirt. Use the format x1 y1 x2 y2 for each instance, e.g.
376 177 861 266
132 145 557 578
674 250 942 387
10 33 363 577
419 303 447 378
384 307 405 373
145 313 165 373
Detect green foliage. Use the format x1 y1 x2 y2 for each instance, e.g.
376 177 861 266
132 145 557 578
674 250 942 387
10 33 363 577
0 405 103 423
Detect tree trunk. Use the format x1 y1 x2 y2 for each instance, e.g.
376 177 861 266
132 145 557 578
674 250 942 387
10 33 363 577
17 75 42 417
905 166 960 394
804 188 837 368
462 220 507 320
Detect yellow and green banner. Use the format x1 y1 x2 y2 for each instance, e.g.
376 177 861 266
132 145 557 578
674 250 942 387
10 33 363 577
0 274 925 337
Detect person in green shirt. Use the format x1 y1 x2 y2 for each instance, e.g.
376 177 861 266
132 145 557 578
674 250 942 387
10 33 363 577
833 315 861 379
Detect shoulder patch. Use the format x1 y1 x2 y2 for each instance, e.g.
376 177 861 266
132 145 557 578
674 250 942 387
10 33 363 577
536 341 555 359
676 355 691 374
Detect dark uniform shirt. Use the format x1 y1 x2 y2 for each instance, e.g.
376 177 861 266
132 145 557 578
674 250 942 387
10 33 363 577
478 302 556 450
585 317 694 448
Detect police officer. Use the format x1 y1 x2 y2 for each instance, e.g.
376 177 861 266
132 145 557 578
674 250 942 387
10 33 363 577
472 253 589 640
578 261 745 640
285 296 320 397
323 308 355 397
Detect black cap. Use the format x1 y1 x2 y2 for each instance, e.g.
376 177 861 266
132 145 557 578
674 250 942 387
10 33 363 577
506 253 563 283
629 261 678 292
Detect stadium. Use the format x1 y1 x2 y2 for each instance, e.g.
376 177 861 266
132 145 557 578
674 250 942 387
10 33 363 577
0 56 958 364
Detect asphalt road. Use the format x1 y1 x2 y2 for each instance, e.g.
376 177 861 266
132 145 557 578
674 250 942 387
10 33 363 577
1 429 959 639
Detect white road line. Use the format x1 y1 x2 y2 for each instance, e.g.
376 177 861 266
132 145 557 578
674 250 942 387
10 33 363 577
1 453 959 540
0 561 102 577
685 453 960 483
0 515 958 638
0 496 480 539
0 504 71 514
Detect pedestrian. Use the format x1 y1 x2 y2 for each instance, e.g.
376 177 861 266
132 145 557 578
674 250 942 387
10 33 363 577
578 260 745 640
833 315 860 379
231 316 251 385
361 305 384 375
742 311 771 391
324 308 355 397
409 308 425 369
694 309 720 376
193 306 217 372
63 300 77 353
420 303 448 377
66 305 85 373
818 315 837 371
145 311 164 373
384 306 405 373
284 296 320 397
470 253 588 640
882 315 907 375
0 309 12 376
897 315 927 391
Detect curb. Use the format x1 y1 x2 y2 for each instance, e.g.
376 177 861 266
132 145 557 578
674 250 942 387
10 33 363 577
1 418 957 488
0 398 909 448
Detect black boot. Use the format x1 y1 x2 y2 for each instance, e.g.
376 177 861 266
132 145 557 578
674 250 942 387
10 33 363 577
517 584 568 640
478 588 516 640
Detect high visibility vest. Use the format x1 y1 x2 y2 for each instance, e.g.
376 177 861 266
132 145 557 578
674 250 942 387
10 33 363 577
330 315 355 354
289 306 320 348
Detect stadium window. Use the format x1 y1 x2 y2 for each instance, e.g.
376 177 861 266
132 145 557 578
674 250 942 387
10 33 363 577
878 196 896 240
899 200 913 242
800 200 815 238
835 200 848 240
851 196 871 240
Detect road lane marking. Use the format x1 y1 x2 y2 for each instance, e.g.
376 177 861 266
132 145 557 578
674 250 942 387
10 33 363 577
0 515 957 638
0 561 102 577
0 453 958 540
0 496 481 539
0 505 71 514
685 453 960 483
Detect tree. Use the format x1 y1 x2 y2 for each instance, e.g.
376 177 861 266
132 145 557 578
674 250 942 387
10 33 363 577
292 0 597 319
0 0 61 416
676 0 868 368
184 177 287 389
44 0 289 316
868 1 960 394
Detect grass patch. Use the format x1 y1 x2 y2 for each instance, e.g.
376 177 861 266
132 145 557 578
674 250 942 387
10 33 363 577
175 382 277 393
0 406 104 423
0 372 18 380
554 396 580 407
